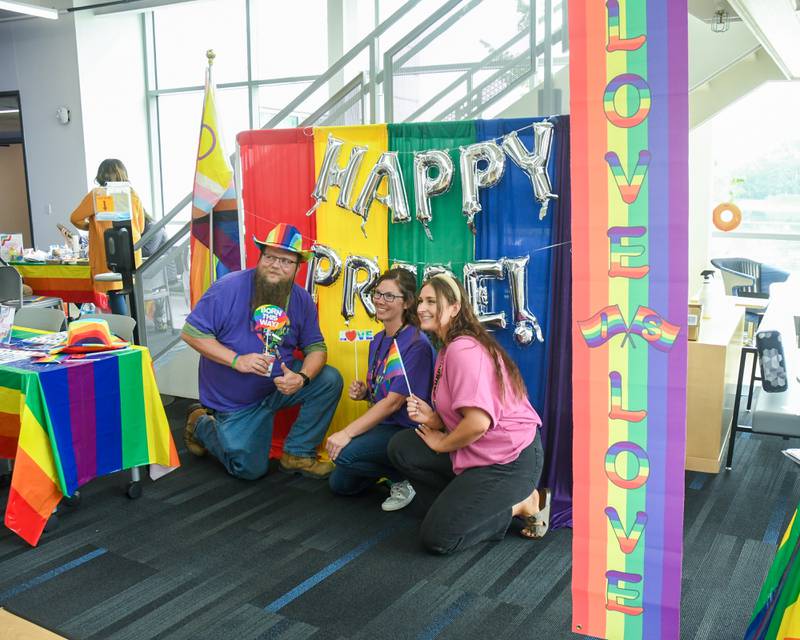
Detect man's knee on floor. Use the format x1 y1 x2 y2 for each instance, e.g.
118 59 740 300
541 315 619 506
227 456 269 481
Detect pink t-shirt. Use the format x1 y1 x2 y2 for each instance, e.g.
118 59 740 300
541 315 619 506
432 336 540 474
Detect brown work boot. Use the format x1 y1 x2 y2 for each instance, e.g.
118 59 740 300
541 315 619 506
279 453 334 479
184 403 209 457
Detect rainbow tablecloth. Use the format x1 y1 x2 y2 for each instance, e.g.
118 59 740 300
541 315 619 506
0 327 179 546
11 262 108 308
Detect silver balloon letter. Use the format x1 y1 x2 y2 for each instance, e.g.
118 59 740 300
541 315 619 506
504 255 543 346
305 243 342 301
501 123 558 220
462 261 506 329
341 255 381 321
423 264 456 282
459 142 506 228
390 261 418 278
413 150 454 241
306 134 367 215
352 152 411 237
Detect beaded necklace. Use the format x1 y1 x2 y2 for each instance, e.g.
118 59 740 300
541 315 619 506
431 348 446 409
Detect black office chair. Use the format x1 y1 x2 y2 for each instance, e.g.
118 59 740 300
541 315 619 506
0 265 62 310
710 258 790 297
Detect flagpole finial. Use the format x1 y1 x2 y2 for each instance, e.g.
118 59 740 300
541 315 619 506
206 49 216 66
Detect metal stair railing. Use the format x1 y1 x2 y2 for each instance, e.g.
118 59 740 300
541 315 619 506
400 27 532 123
385 1 568 123
434 27 565 122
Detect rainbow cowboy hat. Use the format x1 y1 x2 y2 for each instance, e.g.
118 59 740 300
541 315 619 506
253 223 313 262
53 318 129 354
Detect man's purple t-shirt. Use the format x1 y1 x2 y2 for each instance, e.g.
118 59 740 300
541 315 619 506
185 269 324 412
367 325 434 428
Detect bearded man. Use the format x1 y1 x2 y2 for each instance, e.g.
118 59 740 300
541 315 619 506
181 223 342 480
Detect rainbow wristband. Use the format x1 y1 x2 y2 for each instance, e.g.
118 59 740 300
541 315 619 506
231 354 239 369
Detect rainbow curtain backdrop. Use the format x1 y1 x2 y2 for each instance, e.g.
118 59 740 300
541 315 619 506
238 118 565 444
569 1 688 639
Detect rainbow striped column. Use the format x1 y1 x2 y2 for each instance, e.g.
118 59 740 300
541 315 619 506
569 1 688 638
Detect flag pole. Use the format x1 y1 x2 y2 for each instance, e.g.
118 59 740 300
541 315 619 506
206 49 216 287
393 338 412 394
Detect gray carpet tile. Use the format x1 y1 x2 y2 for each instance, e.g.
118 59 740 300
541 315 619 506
0 395 796 639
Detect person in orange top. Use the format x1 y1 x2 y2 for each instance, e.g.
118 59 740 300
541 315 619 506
70 159 145 315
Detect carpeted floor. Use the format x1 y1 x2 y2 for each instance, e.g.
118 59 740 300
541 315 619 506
0 397 795 640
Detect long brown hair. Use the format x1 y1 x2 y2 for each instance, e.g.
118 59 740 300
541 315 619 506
422 275 527 400
95 159 129 186
375 268 419 328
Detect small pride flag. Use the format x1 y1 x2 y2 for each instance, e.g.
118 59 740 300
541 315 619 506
383 339 411 395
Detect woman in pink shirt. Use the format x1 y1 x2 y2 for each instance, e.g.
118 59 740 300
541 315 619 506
388 274 550 554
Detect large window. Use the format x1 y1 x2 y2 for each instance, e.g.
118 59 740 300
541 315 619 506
146 0 336 220
709 82 800 274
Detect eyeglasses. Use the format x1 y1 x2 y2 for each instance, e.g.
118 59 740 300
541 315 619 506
371 290 401 303
261 254 298 269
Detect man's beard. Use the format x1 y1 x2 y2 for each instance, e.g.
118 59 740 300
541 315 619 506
252 268 294 314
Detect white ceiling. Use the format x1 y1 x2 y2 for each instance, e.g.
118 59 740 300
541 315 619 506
690 0 800 79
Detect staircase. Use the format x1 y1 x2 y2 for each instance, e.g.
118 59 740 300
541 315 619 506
135 0 569 398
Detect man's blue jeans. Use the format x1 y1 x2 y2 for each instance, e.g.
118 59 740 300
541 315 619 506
195 363 343 480
328 423 407 495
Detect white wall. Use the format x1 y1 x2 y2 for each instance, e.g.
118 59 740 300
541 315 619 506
0 14 88 249
0 144 32 245
688 121 714 297
74 11 152 214
0 23 19 90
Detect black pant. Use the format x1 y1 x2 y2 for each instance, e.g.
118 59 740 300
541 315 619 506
387 430 544 555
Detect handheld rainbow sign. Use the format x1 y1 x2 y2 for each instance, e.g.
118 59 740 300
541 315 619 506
569 1 688 638
253 304 288 375
338 329 374 379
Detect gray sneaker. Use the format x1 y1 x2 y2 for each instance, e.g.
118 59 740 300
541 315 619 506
381 480 416 512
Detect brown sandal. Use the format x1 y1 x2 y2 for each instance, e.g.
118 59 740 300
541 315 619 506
520 488 551 539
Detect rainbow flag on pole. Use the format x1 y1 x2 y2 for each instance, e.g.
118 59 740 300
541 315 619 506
1 346 179 546
189 59 240 308
746 506 800 639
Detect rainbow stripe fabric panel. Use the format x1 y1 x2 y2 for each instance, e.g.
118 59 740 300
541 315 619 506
746 506 800 639
0 343 179 545
13 262 108 307
569 1 688 638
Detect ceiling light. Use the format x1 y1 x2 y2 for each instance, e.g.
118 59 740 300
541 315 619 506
0 1 58 19
711 8 730 33
0 109 21 114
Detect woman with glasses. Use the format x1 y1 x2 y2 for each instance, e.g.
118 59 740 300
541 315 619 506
388 274 548 554
326 268 434 512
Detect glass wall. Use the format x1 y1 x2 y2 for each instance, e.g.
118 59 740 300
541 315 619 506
709 82 800 274
146 0 339 221
144 0 559 221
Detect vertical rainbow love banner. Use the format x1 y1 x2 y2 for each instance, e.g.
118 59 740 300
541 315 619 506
569 1 688 638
